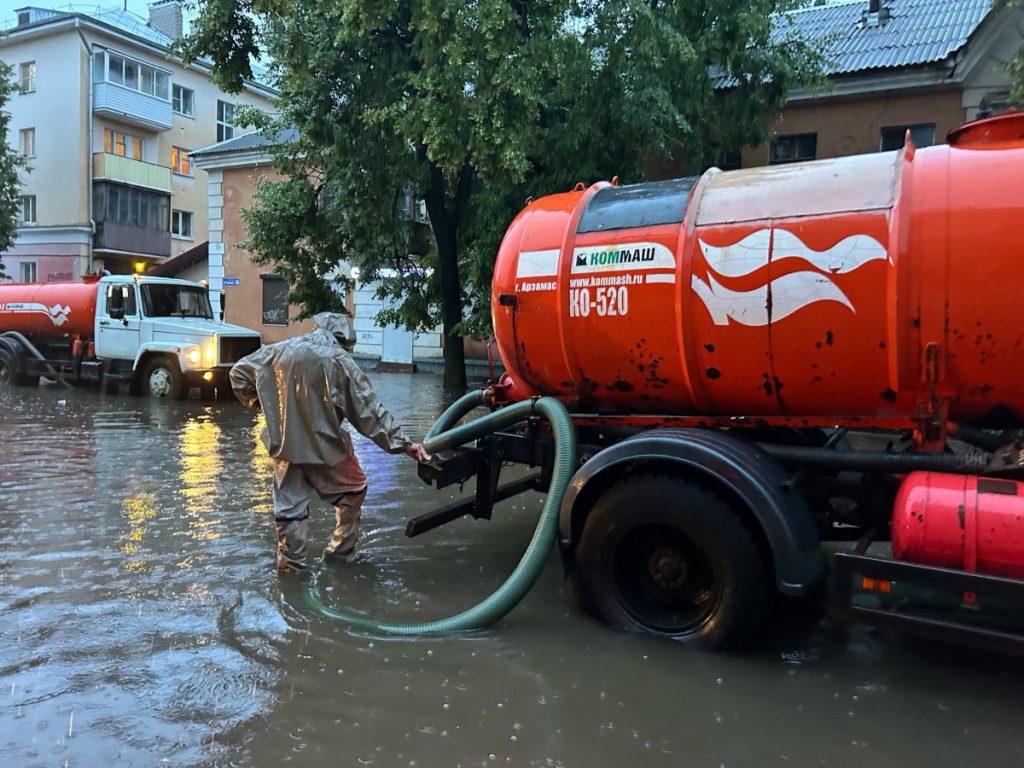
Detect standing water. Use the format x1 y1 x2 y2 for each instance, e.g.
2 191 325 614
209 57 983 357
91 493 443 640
1 374 1023 767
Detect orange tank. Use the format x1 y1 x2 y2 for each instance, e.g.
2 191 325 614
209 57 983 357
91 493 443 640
491 112 1024 429
0 276 101 340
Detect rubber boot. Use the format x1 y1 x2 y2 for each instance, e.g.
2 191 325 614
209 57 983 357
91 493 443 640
323 488 367 563
275 517 309 573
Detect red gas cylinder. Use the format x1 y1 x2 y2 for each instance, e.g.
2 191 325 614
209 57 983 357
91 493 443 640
0 276 100 340
891 471 1024 579
491 111 1024 425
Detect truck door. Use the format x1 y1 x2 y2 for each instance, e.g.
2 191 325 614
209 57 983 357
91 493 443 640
96 283 141 360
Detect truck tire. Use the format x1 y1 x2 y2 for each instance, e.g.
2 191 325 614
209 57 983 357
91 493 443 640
574 475 768 650
0 345 17 386
141 357 185 400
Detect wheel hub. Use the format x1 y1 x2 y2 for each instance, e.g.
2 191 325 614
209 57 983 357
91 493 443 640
0 360 9 385
649 547 688 589
149 368 171 397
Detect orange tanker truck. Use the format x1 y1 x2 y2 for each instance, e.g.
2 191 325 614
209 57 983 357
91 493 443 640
0 273 260 398
411 112 1024 651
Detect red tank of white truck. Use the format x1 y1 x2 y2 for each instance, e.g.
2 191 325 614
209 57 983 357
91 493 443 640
491 112 1024 428
0 275 100 341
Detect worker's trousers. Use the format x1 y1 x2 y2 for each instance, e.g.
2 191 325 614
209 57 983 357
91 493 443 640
271 456 368 572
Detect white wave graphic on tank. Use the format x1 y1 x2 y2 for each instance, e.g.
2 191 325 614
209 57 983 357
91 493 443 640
692 228 888 326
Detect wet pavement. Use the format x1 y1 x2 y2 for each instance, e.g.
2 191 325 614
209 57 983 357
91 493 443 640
1 373 1023 767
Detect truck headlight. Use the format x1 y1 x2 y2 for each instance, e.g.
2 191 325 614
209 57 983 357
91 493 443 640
204 337 217 367
187 347 202 366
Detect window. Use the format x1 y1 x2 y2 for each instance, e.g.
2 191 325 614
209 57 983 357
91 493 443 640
142 284 211 318
172 84 194 117
19 128 35 157
93 182 170 231
170 147 191 176
19 61 35 93
217 100 235 142
20 261 36 282
103 128 143 160
261 275 289 326
171 209 193 238
20 195 36 224
94 49 169 100
104 283 138 317
769 133 816 165
879 123 935 152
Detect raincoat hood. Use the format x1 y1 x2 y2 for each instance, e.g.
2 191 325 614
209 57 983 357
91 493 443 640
314 312 356 351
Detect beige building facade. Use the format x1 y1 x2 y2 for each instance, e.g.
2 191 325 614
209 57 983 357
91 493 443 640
0 2 275 283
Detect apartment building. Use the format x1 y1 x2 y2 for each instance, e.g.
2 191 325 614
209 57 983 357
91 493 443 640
0 1 275 283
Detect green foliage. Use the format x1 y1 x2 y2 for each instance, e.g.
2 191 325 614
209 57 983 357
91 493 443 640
182 0 824 385
0 62 28 279
999 0 1024 106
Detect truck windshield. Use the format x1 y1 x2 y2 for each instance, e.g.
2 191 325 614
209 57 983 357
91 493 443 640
141 284 213 319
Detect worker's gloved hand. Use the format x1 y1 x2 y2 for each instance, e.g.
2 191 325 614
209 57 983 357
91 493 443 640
405 442 431 462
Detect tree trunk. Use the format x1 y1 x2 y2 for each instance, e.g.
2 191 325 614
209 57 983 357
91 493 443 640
425 163 468 391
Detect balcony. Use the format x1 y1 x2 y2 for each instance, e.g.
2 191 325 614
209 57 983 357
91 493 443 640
94 221 171 258
93 153 171 193
93 81 173 131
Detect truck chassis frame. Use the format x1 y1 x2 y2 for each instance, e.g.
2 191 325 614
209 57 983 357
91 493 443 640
410 417 1024 654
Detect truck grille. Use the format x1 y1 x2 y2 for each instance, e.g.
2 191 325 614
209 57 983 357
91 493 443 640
219 336 261 365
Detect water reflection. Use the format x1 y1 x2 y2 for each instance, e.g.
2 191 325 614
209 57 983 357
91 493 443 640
178 411 224 540
248 412 274 517
120 491 158 574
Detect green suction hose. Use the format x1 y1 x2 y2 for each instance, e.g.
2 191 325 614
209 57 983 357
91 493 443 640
305 391 577 634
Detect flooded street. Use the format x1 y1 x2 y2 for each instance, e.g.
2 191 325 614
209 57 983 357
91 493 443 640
2 373 1023 767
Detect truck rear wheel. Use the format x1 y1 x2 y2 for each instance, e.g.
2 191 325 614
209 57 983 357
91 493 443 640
0 344 34 386
574 475 768 650
0 345 16 386
141 357 185 400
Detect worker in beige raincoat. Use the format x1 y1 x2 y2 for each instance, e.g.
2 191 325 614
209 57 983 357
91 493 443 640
230 312 430 572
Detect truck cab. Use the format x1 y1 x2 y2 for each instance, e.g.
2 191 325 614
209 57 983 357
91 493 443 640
95 275 261 398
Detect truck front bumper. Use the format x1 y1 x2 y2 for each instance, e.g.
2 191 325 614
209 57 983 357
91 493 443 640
183 367 232 390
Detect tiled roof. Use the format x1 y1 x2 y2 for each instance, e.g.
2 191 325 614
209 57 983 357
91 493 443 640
778 0 993 76
190 126 298 157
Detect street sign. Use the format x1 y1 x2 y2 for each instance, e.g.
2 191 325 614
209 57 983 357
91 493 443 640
222 278 240 286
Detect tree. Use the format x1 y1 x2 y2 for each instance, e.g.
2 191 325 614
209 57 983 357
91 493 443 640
181 0 824 389
1000 0 1024 106
0 62 29 280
